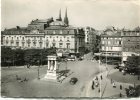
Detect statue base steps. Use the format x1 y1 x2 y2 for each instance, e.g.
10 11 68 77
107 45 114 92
42 70 57 81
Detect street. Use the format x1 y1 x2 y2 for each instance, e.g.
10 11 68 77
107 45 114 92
1 53 105 97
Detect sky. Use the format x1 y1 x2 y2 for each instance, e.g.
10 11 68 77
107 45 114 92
1 0 140 30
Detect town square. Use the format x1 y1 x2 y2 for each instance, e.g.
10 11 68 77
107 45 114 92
1 0 140 99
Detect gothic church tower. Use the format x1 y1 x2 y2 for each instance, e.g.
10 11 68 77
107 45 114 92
64 8 69 26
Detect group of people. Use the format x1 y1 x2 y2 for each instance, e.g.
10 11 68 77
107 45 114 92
91 75 103 91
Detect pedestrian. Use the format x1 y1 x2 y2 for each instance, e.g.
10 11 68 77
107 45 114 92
100 75 103 80
95 76 98 80
120 84 122 90
98 88 100 93
120 93 122 97
92 80 94 86
92 83 94 90
138 76 140 80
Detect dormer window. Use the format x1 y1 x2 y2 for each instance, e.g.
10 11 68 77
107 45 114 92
53 31 56 34
53 38 55 41
67 31 69 34
67 37 70 41
60 30 63 34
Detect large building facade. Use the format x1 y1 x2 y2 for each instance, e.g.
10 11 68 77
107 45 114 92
122 27 140 62
1 9 85 55
100 27 122 61
84 27 96 51
99 26 140 63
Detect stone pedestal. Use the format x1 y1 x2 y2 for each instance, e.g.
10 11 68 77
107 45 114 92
44 70 57 80
43 55 57 81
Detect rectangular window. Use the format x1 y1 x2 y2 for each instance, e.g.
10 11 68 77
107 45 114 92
33 42 36 47
108 41 111 45
59 43 63 48
53 31 56 34
52 43 55 47
46 42 49 47
119 41 121 45
28 44 30 47
102 46 104 50
67 37 70 41
71 36 74 38
102 41 104 44
60 30 63 34
16 42 19 46
66 43 70 49
11 41 13 45
67 31 69 34
22 42 25 47
39 42 42 48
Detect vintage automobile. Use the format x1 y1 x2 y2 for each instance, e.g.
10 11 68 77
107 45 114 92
69 77 78 85
67 57 75 61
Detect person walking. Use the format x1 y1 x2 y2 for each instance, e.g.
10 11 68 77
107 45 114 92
92 81 94 90
100 75 103 80
98 88 100 93
95 76 98 81
120 84 122 90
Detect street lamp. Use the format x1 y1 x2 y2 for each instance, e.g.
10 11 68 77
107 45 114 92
65 59 67 70
37 60 40 80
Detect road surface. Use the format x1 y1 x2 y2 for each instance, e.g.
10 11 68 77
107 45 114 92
1 53 105 97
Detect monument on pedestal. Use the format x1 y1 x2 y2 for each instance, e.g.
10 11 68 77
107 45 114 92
43 55 57 80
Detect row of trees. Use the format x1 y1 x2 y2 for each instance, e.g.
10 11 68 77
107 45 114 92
124 55 140 75
1 46 56 67
92 35 101 54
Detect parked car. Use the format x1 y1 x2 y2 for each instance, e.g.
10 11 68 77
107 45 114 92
114 65 120 69
78 57 83 61
67 57 75 61
69 77 78 85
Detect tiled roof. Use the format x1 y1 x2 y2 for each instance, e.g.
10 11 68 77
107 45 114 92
50 21 66 26
3 27 30 34
45 25 76 30
44 29 75 35
31 17 53 23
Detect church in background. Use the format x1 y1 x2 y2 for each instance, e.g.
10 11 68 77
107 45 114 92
1 9 85 56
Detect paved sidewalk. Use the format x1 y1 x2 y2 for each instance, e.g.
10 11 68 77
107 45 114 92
87 64 133 98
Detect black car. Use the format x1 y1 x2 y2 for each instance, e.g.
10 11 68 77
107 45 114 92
69 77 78 85
78 57 83 61
114 65 120 69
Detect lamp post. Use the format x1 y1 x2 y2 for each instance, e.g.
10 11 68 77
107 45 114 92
65 59 67 70
37 60 40 80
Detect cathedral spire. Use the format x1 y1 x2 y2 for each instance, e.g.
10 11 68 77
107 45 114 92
59 9 62 21
64 8 69 26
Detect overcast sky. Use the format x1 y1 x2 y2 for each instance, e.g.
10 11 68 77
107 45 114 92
1 0 140 30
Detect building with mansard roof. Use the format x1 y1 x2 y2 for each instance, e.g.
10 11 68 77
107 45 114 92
1 9 85 56
84 26 96 51
98 26 140 64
